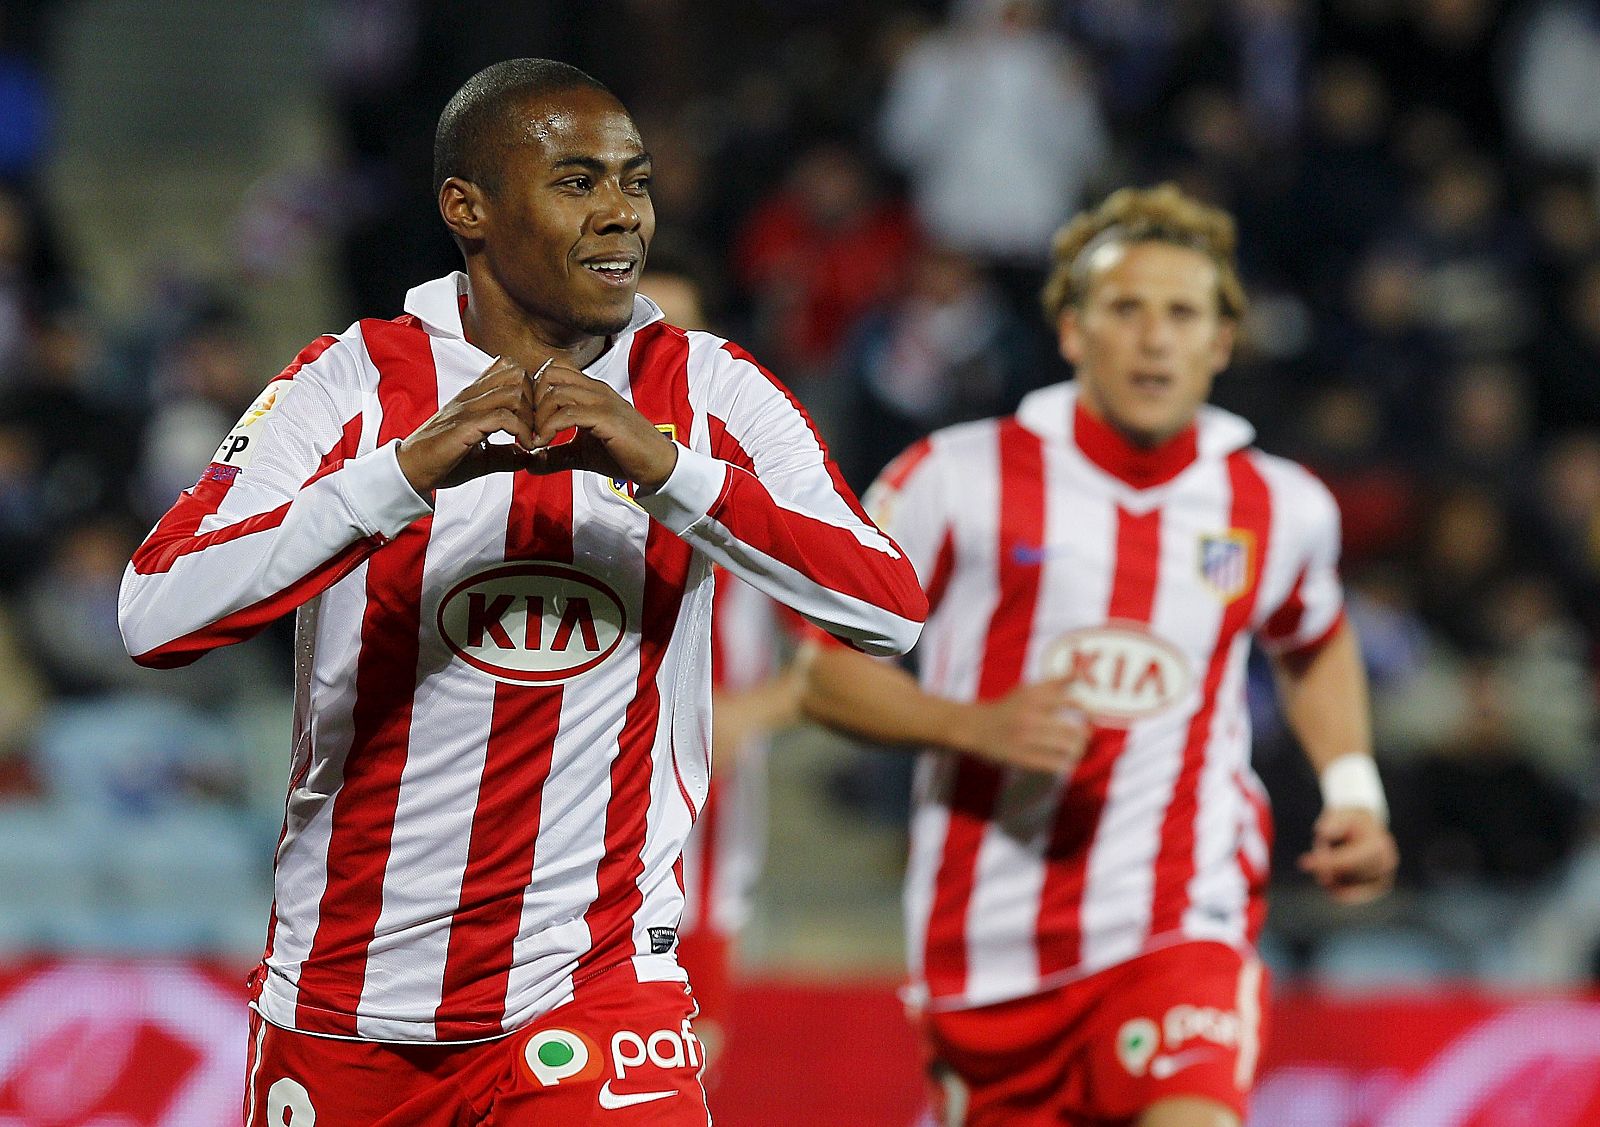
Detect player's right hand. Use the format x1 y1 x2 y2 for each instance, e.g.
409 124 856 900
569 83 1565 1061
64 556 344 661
962 676 1089 775
396 356 540 494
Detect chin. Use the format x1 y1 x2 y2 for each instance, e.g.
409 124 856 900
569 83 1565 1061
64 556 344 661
576 302 636 338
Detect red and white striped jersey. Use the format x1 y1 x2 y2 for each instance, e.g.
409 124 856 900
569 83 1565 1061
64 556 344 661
118 272 924 1043
677 570 779 944
866 382 1344 1012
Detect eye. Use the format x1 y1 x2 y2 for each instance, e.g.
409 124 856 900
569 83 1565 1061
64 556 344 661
562 175 594 192
626 175 652 195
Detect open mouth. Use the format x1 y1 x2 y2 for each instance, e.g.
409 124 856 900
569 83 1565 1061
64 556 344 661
582 258 638 286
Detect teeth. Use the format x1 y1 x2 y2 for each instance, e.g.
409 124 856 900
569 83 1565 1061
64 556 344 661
587 261 631 271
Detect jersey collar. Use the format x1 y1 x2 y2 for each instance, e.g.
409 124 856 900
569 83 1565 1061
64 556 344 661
1016 382 1256 489
401 271 666 347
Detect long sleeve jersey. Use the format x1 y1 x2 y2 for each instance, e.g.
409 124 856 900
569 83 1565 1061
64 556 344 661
865 382 1344 1012
118 272 925 1042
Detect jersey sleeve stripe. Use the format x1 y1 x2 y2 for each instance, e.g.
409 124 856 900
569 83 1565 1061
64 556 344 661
879 435 936 492
718 339 875 527
130 536 379 667
707 413 757 474
704 467 925 621
131 415 362 576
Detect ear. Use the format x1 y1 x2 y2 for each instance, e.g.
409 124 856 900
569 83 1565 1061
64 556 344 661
439 177 489 245
1057 307 1083 367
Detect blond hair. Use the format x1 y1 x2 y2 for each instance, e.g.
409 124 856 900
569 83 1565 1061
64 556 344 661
1040 183 1247 324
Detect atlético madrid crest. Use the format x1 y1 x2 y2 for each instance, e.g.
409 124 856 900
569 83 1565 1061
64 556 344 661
1198 530 1254 602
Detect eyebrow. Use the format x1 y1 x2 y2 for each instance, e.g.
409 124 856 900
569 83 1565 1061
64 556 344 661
549 151 653 175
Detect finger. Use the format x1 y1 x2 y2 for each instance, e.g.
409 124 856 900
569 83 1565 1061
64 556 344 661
469 441 537 476
522 441 588 477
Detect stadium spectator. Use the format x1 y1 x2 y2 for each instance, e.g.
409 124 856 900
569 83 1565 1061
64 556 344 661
118 58 922 1126
802 184 1397 1127
877 0 1109 321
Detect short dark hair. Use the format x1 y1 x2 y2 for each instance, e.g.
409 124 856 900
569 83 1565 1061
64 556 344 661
433 58 612 197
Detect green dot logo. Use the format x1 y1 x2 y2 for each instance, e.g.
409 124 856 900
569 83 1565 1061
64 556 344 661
1116 1017 1160 1077
523 1028 598 1087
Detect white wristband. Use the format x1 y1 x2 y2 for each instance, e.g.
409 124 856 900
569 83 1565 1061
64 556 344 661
1319 754 1388 825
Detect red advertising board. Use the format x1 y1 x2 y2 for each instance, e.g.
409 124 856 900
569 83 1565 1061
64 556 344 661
1 960 1597 1126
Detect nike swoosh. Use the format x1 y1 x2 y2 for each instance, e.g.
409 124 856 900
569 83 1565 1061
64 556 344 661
1011 543 1069 565
598 1081 679 1110
1149 1048 1218 1079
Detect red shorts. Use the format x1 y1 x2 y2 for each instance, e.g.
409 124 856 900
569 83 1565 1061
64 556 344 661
674 929 733 1060
921 941 1267 1127
243 966 710 1126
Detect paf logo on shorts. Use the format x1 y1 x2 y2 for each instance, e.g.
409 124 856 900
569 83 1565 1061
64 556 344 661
610 1020 702 1080
213 381 292 469
437 563 627 683
1042 623 1193 725
1117 1017 1161 1076
521 1027 604 1087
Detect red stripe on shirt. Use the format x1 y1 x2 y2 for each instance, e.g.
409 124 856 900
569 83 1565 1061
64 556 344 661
433 459 574 1038
294 315 438 1035
578 322 696 990
879 437 935 493
273 335 338 383
708 414 756 475
1035 505 1164 978
1260 563 1309 645
706 468 925 619
923 419 1045 1000
924 527 958 615
1148 451 1272 939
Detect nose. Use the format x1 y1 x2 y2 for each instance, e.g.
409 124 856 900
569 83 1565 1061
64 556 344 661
1138 311 1175 355
592 181 642 234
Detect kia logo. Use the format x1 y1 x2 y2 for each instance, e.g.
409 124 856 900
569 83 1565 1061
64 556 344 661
1042 623 1193 724
437 563 627 684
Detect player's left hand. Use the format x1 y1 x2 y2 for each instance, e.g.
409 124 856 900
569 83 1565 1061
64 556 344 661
1298 807 1398 905
522 363 678 488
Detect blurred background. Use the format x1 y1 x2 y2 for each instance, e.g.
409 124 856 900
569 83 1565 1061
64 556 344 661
0 0 1598 1123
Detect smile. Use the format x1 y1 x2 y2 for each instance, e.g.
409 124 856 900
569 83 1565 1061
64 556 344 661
583 259 638 286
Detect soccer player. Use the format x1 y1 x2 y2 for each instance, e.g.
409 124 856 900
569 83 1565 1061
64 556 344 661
801 184 1398 1127
118 59 924 1126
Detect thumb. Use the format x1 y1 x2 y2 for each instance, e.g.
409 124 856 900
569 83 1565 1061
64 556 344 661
523 441 589 477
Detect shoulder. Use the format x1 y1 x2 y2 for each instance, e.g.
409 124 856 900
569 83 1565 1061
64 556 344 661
1241 447 1341 539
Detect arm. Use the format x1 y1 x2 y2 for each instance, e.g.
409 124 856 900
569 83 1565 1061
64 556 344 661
525 345 926 656
711 668 803 770
800 641 1087 774
1272 621 1398 904
120 350 539 667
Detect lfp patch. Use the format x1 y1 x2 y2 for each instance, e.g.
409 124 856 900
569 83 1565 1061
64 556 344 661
213 381 293 470
1198 531 1253 602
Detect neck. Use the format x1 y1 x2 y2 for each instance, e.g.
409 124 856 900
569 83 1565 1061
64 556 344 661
1072 400 1198 489
460 270 610 372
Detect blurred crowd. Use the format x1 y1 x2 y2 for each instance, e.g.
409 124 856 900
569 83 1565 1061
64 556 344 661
0 0 1597 985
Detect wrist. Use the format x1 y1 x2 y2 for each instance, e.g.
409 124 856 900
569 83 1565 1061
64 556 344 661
1319 753 1388 825
938 698 989 756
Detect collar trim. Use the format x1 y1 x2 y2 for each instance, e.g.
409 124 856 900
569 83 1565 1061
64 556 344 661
1071 400 1198 489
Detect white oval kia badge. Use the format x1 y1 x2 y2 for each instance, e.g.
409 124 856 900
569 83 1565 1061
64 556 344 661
1042 623 1193 724
437 563 627 684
